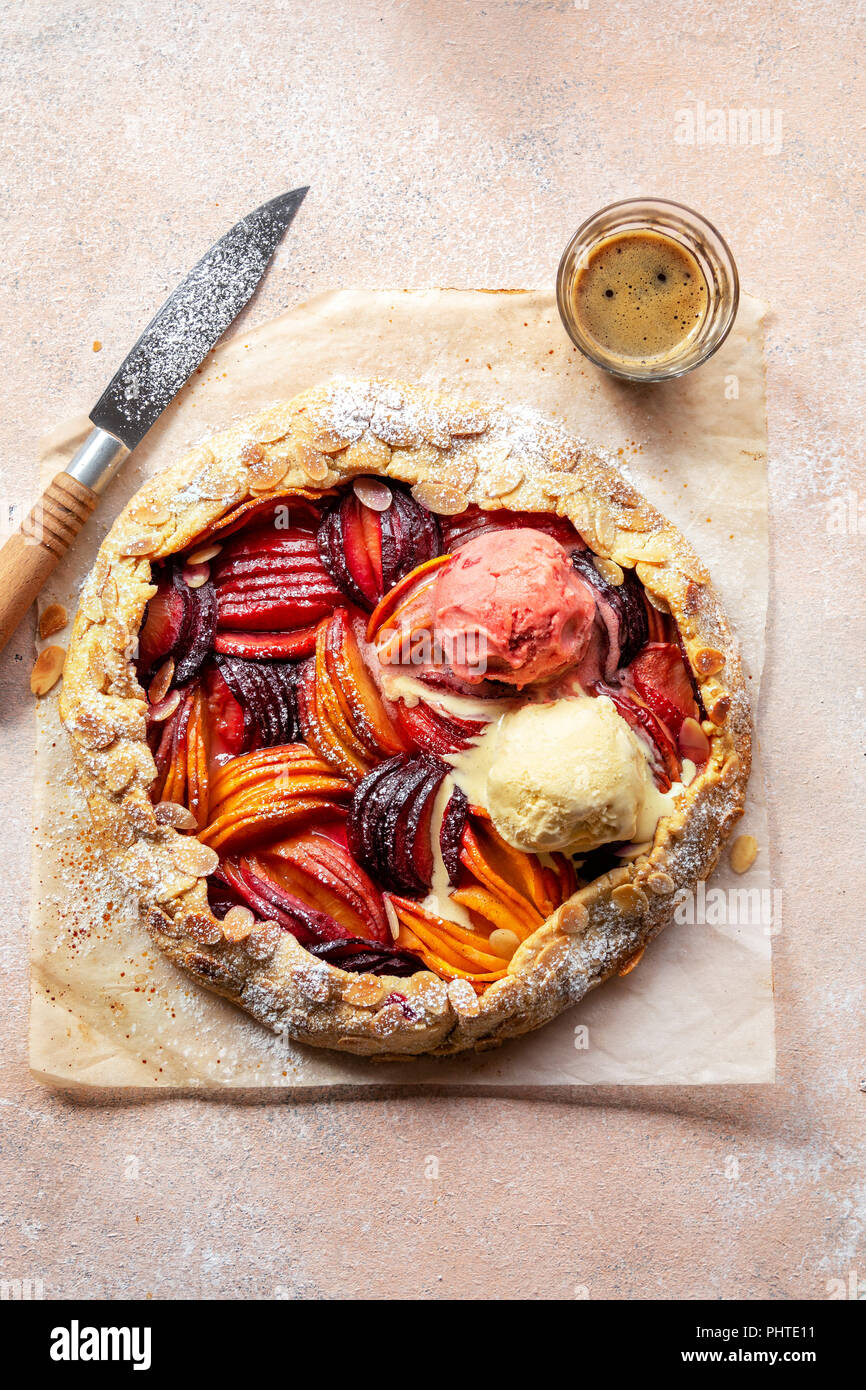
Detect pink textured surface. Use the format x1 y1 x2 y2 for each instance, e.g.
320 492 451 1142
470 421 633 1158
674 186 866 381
0 2 863 1299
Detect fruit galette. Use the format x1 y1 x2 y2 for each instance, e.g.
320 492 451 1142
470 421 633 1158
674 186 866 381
61 379 750 1057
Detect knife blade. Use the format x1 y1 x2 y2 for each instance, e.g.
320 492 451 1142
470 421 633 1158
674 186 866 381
0 188 308 656
91 187 308 451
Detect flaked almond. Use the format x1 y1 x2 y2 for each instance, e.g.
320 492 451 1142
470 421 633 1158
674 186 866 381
694 646 725 677
447 978 480 1016
436 457 478 492
38 603 68 639
296 442 330 481
594 557 624 586
310 426 351 454
487 928 521 960
720 753 741 786
87 645 108 692
129 498 171 526
99 574 119 611
30 644 65 695
154 801 197 830
103 748 139 794
647 871 675 896
173 838 219 879
186 542 222 565
678 717 710 765
81 591 104 624
730 834 758 875
448 408 488 437
181 911 222 945
248 921 283 960
147 658 174 705
181 562 210 589
708 694 731 725
122 533 161 557
248 453 292 493
353 476 393 511
618 947 646 977
384 897 401 942
342 976 389 1008
644 588 671 614
611 883 646 914
559 901 588 936
149 689 181 722
411 481 468 516
484 460 525 496
221 905 256 942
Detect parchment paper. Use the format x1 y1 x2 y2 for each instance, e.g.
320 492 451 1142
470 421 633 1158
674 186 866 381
29 289 773 1089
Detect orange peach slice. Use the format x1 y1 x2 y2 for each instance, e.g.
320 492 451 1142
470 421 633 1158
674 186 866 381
364 553 450 643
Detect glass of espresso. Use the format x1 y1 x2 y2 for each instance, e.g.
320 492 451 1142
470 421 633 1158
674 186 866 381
556 198 739 382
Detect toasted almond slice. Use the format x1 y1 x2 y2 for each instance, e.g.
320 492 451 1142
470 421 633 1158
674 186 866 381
447 978 480 1016
173 839 219 879
81 591 104 624
296 442 330 481
129 498 171 525
611 883 647 914
484 460 524 496
149 689 181 722
594 557 624 586
122 533 162 557
30 644 66 695
708 694 731 725
38 603 68 639
694 646 725 676
487 928 521 960
730 834 758 874
353 476 393 511
186 543 222 565
248 453 292 492
154 801 197 830
310 426 351 454
181 911 222 945
342 976 390 1008
221 905 255 942
646 871 675 896
147 658 174 705
411 481 469 516
436 457 478 491
384 897 401 942
558 901 588 936
181 562 210 590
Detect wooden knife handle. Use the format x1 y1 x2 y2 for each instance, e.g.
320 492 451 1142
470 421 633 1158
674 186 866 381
0 473 98 653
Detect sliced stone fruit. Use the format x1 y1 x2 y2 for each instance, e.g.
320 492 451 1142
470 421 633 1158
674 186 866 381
317 481 441 611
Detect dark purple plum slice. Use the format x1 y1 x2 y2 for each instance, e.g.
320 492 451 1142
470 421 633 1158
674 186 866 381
439 784 469 884
173 574 217 685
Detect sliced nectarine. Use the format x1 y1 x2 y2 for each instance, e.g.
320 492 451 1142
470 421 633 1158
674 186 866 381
364 553 450 642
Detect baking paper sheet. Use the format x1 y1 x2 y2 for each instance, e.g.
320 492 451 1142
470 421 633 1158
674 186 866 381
29 289 773 1089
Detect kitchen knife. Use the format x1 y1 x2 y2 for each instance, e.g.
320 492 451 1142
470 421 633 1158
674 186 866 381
0 187 308 654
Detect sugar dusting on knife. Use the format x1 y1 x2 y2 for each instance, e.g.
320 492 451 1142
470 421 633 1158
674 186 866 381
89 189 309 452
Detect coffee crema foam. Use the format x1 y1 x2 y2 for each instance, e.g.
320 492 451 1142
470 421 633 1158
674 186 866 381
572 230 708 364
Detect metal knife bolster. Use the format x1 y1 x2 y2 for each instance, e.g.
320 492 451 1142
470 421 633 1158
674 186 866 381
63 427 130 495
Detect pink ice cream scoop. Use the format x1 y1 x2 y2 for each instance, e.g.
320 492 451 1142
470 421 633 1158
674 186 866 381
432 529 597 687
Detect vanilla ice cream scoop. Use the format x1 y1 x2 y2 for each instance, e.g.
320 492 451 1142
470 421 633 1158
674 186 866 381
485 697 651 853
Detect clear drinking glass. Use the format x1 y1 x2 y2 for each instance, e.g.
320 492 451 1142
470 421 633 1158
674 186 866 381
556 197 739 382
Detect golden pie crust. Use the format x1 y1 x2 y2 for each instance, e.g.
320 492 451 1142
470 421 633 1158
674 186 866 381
60 379 751 1057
